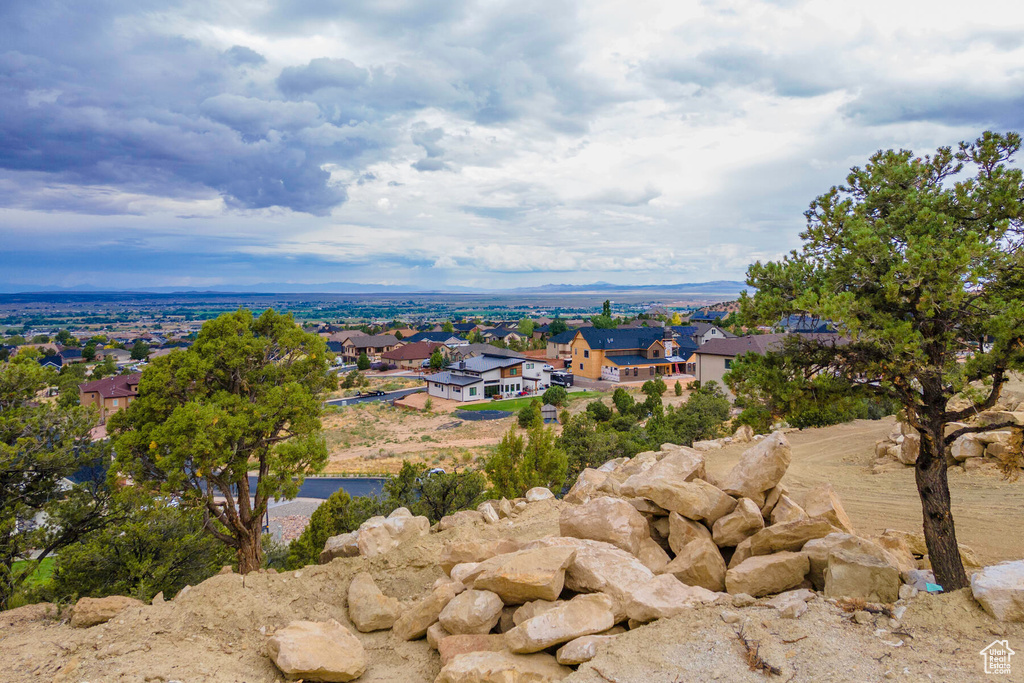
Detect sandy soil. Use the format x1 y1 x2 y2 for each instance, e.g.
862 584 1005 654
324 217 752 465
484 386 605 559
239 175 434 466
322 402 516 474
705 417 1024 565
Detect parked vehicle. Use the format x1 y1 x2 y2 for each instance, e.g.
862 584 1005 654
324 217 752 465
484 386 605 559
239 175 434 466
550 371 574 387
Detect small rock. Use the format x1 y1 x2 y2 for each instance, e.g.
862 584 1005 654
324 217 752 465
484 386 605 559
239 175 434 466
427 622 449 650
392 583 459 641
661 537 727 592
731 593 756 607
971 560 1024 622
721 610 742 624
711 498 765 547
898 584 918 601
555 634 618 665
853 610 872 625
525 487 554 502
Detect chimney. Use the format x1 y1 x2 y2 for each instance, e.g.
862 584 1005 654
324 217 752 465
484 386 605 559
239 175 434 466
460 360 466 371
663 326 674 358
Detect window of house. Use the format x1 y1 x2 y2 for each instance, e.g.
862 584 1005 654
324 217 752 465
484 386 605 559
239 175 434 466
579 363 583 371
653 350 660 358
112 399 118 406
633 368 639 377
510 368 518 376
583 350 589 358
725 359 732 369
469 387 477 396
649 367 655 376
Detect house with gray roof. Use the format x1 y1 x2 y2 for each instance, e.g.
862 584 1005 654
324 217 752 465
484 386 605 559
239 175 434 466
425 353 551 402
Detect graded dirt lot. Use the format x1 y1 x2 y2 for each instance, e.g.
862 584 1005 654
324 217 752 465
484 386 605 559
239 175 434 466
706 417 1024 565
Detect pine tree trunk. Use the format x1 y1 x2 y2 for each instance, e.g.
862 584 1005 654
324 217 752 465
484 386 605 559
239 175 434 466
236 526 264 574
915 425 968 590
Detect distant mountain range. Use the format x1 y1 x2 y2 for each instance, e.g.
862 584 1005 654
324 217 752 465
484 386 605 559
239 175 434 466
0 280 746 296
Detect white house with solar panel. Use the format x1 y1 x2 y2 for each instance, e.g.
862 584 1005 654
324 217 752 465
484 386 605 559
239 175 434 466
424 353 552 402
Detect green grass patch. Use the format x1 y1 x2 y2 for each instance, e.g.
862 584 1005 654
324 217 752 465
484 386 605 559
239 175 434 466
13 557 55 588
459 391 606 412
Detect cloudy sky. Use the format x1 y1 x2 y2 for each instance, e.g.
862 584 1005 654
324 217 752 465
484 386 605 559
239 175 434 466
2 0 1023 291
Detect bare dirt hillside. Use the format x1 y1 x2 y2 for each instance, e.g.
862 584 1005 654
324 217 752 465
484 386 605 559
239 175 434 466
704 417 1024 564
2 419 1022 682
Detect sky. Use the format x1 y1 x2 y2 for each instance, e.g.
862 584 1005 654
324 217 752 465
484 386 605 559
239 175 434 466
2 0 1024 291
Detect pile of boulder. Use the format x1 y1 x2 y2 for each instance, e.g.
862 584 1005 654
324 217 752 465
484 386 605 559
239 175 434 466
262 430 1024 682
874 413 1022 473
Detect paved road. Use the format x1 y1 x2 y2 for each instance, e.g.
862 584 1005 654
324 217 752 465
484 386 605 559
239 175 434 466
325 386 425 407
252 476 387 500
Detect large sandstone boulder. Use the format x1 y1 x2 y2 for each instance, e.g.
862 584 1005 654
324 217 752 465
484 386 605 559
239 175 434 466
747 519 835 557
719 431 791 500
70 596 143 628
559 496 650 555
769 495 808 525
624 574 720 622
439 590 505 635
619 449 706 499
824 547 900 603
950 434 985 461
526 537 654 615
801 484 854 533
637 537 671 573
637 479 737 524
347 572 401 632
971 560 1024 622
357 513 430 558
440 510 486 530
661 537 727 592
321 531 360 563
564 468 610 505
668 512 712 554
899 432 920 465
802 533 902 591
438 634 508 666
441 539 523 574
473 546 577 604
267 619 366 682
725 552 810 597
711 498 764 547
393 583 460 641
556 634 619 665
513 600 562 626
435 651 572 683
504 594 616 653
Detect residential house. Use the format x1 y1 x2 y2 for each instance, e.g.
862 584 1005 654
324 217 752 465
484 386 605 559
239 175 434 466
425 354 552 402
402 331 468 347
569 327 693 381
382 341 448 370
451 322 478 334
777 315 836 334
326 330 364 344
673 323 735 346
79 373 141 423
99 348 132 365
341 334 400 363
481 327 525 344
689 310 730 323
391 327 418 339
449 344 526 362
691 333 842 388
38 355 62 370
546 329 578 360
53 347 82 364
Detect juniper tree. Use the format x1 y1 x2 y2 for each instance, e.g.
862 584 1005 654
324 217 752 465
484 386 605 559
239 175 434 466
110 309 336 573
740 131 1024 589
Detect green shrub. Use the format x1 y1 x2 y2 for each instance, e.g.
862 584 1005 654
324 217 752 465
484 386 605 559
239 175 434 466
542 386 567 407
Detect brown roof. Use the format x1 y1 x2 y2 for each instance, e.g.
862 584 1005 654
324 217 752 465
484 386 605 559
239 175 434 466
382 341 444 361
346 334 399 349
695 333 842 358
79 373 142 399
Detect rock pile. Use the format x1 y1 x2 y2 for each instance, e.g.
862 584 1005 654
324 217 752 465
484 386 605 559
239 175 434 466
275 431 1015 682
873 413 1022 473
